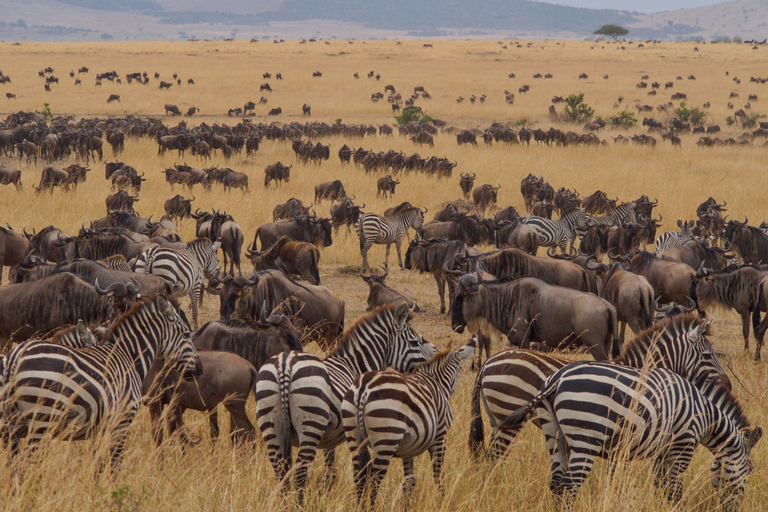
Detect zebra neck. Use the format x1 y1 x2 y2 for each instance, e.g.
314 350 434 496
108 309 159 381
413 369 452 397
700 404 740 451
324 333 387 378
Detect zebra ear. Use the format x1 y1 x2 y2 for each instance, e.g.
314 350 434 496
747 427 763 450
212 241 222 251
394 302 410 328
76 320 88 339
156 295 176 320
456 343 475 361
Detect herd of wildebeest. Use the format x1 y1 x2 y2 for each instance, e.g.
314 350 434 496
0 55 767 509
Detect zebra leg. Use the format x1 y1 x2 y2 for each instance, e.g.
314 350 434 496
556 449 596 502
384 243 392 269
401 457 416 503
361 242 372 270
108 411 137 471
322 447 337 491
189 286 200 330
541 415 568 491
489 427 520 461
428 435 447 495
367 445 394 509
395 240 404 269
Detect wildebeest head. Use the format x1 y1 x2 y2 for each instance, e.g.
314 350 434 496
308 216 333 248
93 275 141 315
653 296 697 320
206 270 259 319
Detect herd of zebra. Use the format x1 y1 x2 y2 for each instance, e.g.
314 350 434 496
0 162 765 509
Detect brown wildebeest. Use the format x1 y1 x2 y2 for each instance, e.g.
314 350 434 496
725 218 768 265
272 197 311 221
494 220 539 256
106 190 139 214
246 235 321 285
376 175 400 197
268 107 282 116
107 94 120 103
422 215 495 247
0 225 31 284
164 194 194 221
302 103 311 116
459 172 476 200
360 266 420 311
0 165 22 190
451 272 619 360
472 183 501 213
264 162 291 188
582 190 618 215
531 200 553 219
314 180 347 203
164 103 181 115
404 238 474 314
253 215 333 250
329 198 364 233
617 251 695 305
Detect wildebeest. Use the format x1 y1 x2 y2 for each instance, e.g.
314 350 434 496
0 226 30 284
207 166 249 192
314 180 347 203
457 130 478 145
164 104 181 116
472 184 501 213
264 162 291 188
260 83 272 92
422 215 495 247
252 215 333 250
658 240 732 271
107 94 120 103
106 190 139 214
451 272 619 360
185 106 199 116
360 267 420 311
246 235 321 285
329 198 364 233
272 198 311 221
531 200 553 219
302 104 311 116
376 175 400 197
159 81 172 89
268 108 282 116
163 195 194 221
619 251 696 305
0 165 22 190
725 218 768 265
34 164 90 194
582 190 618 215
459 172 476 200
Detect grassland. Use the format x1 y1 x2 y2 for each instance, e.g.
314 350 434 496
0 39 767 512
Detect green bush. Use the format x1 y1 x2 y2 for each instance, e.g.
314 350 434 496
564 94 595 123
394 107 431 125
675 101 707 126
35 103 53 123
610 110 637 129
334 118 342 125
742 113 761 129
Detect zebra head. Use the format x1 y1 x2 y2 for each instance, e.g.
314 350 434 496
710 426 762 510
675 316 730 391
153 295 202 380
190 238 220 278
383 302 436 372
417 338 476 395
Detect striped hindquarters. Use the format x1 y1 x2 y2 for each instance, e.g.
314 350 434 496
135 246 201 296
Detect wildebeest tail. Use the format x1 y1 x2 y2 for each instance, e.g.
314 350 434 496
468 369 486 458
753 284 765 343
608 306 620 358
641 288 653 329
232 226 243 266
311 248 320 285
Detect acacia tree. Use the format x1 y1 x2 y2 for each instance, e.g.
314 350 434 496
594 24 629 40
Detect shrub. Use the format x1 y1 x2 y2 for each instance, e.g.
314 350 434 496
610 110 637 129
564 94 595 123
675 101 707 126
742 113 761 129
35 102 53 123
394 107 430 125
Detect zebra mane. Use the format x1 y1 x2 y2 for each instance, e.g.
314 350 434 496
415 344 453 372
619 312 708 360
706 380 750 430
51 324 80 343
329 303 411 357
104 294 181 341
186 238 212 249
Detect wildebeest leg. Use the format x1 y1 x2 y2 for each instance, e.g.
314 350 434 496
619 322 626 345
226 401 255 445
395 239 404 269
148 400 165 447
222 250 229 276
209 408 220 443
167 405 191 446
434 273 446 314
323 448 337 490
741 310 750 351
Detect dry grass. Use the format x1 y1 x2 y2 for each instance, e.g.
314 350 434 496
0 39 767 512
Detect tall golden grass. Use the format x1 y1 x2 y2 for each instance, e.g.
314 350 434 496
0 39 767 512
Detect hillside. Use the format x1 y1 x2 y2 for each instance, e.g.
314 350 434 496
0 0 763 42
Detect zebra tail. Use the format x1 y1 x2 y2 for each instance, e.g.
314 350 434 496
753 285 765 343
358 222 366 253
468 369 486 458
277 357 293 470
499 375 559 431
354 387 372 471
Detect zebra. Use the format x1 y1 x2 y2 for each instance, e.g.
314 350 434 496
587 201 640 227
0 295 201 468
655 219 695 254
255 302 436 503
356 205 426 270
518 208 590 252
133 238 220 329
469 313 729 461
501 362 762 507
342 340 475 508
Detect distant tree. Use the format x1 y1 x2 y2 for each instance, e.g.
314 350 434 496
594 24 628 40
101 33 113 40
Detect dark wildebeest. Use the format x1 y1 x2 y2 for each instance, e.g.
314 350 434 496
422 215 495 247
452 272 619 360
376 175 400 197
34 165 89 194
111 171 145 193
209 270 344 351
692 263 768 358
338 144 352 164
329 198 364 233
531 200 553 219
658 240 733 271
107 94 120 103
186 107 199 117
0 271 140 346
143 312 302 446
457 130 478 145
432 204 463 222
473 184 501 213
272 198 311 221
582 190 618 215
404 238 473 314
494 220 539 256
260 83 272 92
159 81 173 89
264 162 291 188
585 256 654 343
618 251 696 305
302 104 311 116
164 195 194 221
0 226 31 284
360 267 420 311
106 190 139 214
253 215 333 250
459 172 476 200
314 180 347 203
725 218 768 265
0 165 22 191
164 104 181 116
268 108 282 116
246 236 321 285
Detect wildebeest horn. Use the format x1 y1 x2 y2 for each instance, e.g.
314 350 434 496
607 248 622 261
684 297 698 312
475 266 483 285
191 195 195 201
23 227 31 238
546 246 558 258
650 197 658 205
654 213 662 222
743 216 748 225
496 183 501 190
718 200 727 208
696 261 709 277
359 202 366 208
379 265 389 278
653 296 673 314
126 277 140 294
471 172 476 177
584 254 603 271
421 207 428 213
94 277 126 295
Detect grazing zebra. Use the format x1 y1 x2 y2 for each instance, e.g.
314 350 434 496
0 295 201 468
518 208 590 252
255 303 436 503
469 313 728 460
656 219 695 254
356 205 426 270
342 340 475 508
133 238 220 329
587 201 640 227
501 362 762 507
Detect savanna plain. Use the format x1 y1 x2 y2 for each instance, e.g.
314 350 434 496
0 38 768 512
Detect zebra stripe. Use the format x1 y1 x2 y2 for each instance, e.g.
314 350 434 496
255 303 436 503
588 202 639 227
341 341 474 507
501 362 761 505
655 220 694 254
134 238 219 329
518 208 590 252
356 207 425 269
469 313 728 460
0 295 200 468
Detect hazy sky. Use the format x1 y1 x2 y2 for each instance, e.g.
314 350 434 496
542 0 726 13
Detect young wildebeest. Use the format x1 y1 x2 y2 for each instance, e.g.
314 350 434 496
360 266 421 311
164 194 194 221
472 184 501 213
376 175 400 197
246 235 321 285
143 310 302 446
314 179 347 203
459 172 476 200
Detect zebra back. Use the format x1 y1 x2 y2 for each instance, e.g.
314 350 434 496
51 320 98 348
590 202 637 227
